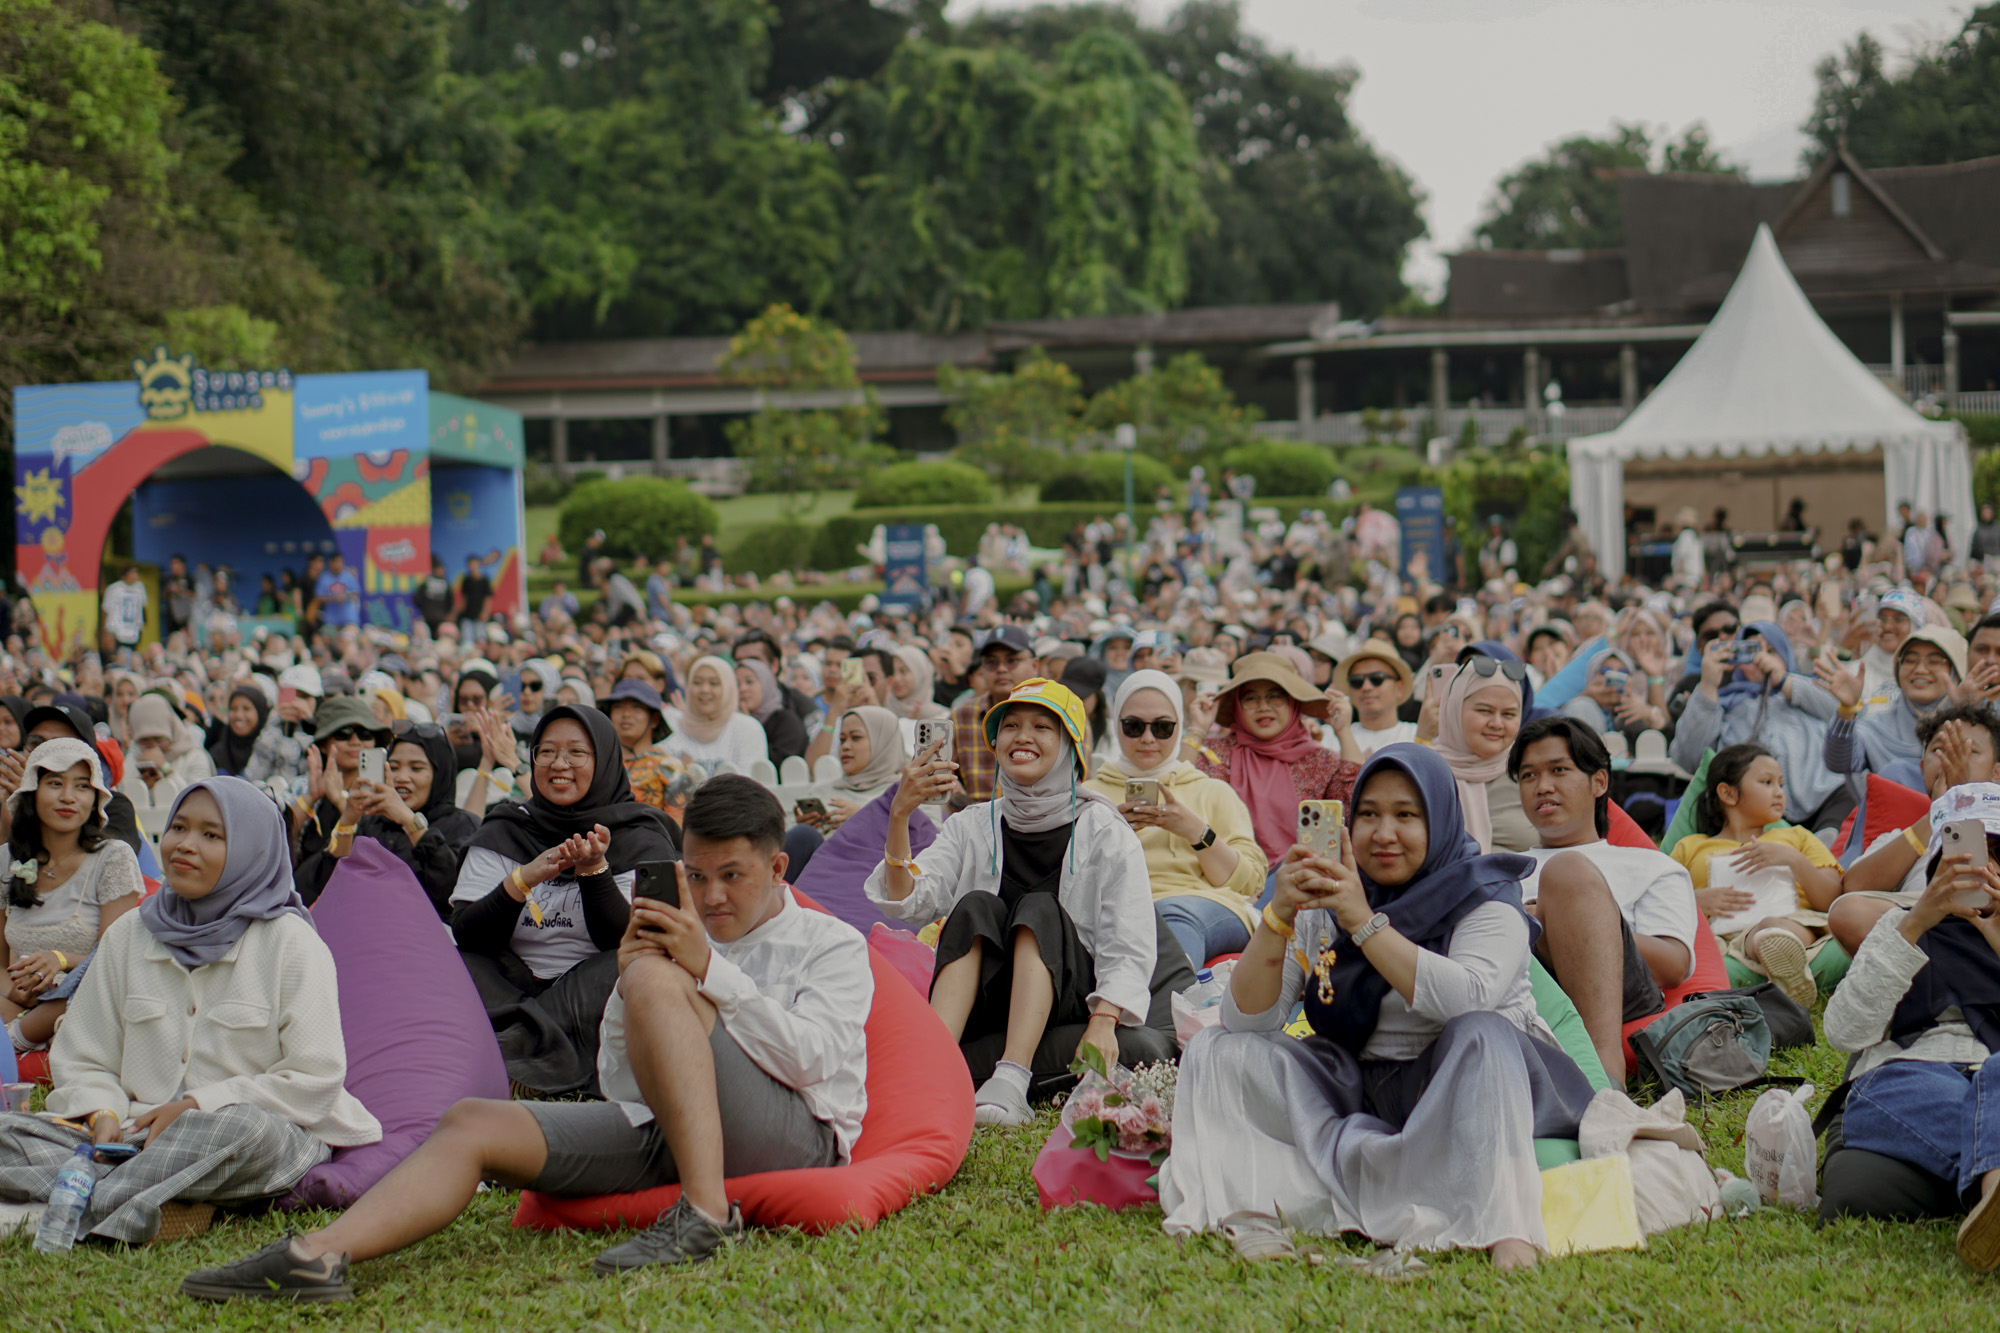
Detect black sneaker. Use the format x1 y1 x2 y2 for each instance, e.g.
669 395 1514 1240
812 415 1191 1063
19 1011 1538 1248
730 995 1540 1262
181 1234 353 1303
591 1195 743 1275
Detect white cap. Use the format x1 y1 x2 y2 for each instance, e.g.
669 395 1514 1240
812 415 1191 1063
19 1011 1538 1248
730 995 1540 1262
278 664 324 697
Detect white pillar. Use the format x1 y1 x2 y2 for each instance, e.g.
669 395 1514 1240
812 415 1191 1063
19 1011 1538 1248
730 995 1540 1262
551 413 569 470
1293 356 1315 428
1890 293 1906 384
651 413 671 474
1619 343 1638 411
1430 347 1449 432
1134 342 1155 377
1523 346 1541 434
1945 327 1961 412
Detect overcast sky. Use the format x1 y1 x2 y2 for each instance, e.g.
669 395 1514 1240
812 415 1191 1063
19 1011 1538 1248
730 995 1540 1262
951 0 1972 296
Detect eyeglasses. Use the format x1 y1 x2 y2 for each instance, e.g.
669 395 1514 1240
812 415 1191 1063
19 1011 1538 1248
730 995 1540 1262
532 746 594 767
1464 656 1528 682
323 727 372 744
1120 717 1177 740
1347 672 1394 690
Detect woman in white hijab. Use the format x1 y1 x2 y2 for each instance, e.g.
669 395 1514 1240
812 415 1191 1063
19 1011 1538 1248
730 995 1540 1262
1085 670 1267 968
658 655 768 772
884 645 948 721
813 706 911 829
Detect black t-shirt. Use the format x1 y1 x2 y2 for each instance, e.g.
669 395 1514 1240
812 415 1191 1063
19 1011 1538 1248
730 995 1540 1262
460 573 492 620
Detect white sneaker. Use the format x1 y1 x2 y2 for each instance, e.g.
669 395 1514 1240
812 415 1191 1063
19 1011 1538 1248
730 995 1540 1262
971 1077 1032 1127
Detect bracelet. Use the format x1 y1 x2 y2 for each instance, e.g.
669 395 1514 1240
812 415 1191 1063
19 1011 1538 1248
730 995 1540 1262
1837 703 1863 720
52 951 68 972
86 1109 117 1130
332 823 358 838
886 854 923 877
1261 904 1295 940
507 867 529 898
1905 823 1930 854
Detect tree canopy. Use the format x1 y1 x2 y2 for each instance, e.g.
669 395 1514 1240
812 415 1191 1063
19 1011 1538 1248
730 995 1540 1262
1474 122 1737 251
1805 6 2000 167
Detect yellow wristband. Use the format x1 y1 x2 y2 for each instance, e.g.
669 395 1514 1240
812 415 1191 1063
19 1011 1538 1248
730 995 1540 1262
1262 904 1296 940
332 824 358 837
886 854 923 877
86 1109 117 1130
52 951 68 972
1905 823 1930 854
1838 702 1864 720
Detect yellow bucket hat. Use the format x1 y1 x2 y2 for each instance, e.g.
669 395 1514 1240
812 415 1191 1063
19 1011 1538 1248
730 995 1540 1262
982 677 1090 767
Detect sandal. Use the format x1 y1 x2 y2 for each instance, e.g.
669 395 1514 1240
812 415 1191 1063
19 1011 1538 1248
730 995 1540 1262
1959 1184 2000 1271
1219 1210 1296 1262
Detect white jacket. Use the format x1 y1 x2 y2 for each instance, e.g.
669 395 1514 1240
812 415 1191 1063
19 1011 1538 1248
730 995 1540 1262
864 799 1158 1025
45 911 381 1147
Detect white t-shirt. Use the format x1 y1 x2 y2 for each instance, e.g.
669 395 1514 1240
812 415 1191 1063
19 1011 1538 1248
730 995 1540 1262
1342 720 1418 756
1520 840 1700 983
659 713 769 772
451 845 635 980
103 580 147 643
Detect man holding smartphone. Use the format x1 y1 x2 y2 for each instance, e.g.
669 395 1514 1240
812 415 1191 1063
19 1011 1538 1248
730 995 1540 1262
185 776 873 1300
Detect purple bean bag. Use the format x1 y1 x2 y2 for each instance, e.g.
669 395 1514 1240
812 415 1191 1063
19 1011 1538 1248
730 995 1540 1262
280 837 508 1209
792 784 938 936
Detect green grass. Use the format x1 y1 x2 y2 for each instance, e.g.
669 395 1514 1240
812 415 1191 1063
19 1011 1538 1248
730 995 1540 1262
4 1025 1992 1331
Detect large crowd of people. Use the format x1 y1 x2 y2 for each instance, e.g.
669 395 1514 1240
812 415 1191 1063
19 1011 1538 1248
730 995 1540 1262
4 489 2000 1295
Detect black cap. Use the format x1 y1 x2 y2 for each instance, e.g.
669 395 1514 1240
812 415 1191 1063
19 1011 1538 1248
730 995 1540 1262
978 625 1033 658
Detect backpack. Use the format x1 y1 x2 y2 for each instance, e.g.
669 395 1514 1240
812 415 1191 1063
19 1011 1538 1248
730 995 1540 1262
1629 993 1774 1099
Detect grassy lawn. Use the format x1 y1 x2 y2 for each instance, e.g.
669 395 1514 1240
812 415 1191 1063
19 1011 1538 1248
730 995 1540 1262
4 1025 1991 1331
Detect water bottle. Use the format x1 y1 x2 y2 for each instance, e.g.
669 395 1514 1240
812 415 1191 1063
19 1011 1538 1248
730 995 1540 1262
1191 967 1226 1011
33 1143 96 1255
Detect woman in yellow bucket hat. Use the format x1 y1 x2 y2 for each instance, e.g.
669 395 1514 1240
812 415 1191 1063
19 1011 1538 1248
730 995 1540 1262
864 678 1191 1126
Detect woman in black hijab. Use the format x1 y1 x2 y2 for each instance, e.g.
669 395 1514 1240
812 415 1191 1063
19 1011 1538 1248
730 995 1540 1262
449 705 680 1095
208 684 270 778
292 721 479 918
448 669 500 774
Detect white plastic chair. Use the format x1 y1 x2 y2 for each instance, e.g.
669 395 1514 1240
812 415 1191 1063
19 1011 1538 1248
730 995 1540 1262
1602 732 1630 764
813 754 843 785
749 759 779 789
1626 730 1687 778
779 756 811 786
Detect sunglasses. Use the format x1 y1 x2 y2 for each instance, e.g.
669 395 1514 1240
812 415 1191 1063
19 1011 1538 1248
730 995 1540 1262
392 720 446 740
1120 717 1178 740
1347 672 1394 690
1464 655 1528 682
521 679 543 692
322 727 374 744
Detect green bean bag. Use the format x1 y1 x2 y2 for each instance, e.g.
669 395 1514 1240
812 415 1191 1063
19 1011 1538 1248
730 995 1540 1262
1530 958 1613 1171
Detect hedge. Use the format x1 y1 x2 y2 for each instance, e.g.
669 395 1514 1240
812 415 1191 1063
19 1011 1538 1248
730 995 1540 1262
1039 452 1175 503
724 521 820 578
556 476 717 561
527 573 1031 618
811 496 1383 568
855 459 995 508
1220 440 1339 499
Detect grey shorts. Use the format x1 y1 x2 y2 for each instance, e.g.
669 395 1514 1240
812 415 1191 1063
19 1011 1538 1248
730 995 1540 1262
523 1022 838 1196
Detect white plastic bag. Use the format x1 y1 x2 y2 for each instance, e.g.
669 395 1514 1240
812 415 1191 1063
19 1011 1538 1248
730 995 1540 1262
1171 960 1235 1047
1744 1083 1818 1211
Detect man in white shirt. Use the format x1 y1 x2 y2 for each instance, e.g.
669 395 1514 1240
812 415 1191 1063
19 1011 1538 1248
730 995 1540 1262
185 777 872 1302
102 564 148 649
1508 716 1699 1085
1332 640 1417 757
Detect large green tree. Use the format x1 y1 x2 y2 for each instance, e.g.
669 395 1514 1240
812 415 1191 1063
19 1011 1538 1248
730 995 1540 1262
1474 122 1737 251
828 26 1211 332
1805 8 2000 166
955 1 1424 317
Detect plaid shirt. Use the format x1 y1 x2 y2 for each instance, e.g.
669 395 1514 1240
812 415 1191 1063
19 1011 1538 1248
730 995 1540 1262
952 694 998 802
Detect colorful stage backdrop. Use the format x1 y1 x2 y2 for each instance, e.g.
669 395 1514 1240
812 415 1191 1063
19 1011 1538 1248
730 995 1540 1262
13 354 523 650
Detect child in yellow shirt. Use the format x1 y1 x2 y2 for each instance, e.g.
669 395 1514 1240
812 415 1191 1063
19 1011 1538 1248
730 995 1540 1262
1669 742 1841 1008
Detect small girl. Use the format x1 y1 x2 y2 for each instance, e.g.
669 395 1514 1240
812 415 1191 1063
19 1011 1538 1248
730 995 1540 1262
1670 742 1842 1008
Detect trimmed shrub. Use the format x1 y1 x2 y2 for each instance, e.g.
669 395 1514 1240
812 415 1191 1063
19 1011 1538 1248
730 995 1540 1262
726 521 820 578
855 460 995 508
1039 452 1175 503
1221 440 1338 498
522 463 571 507
557 476 717 561
1424 449 1570 581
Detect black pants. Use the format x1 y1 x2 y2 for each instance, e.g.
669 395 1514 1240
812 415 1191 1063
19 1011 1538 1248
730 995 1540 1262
459 948 620 1097
935 892 1195 1096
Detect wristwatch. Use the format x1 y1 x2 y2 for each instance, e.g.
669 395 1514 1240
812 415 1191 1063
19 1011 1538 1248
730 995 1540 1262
1190 826 1217 852
1350 911 1392 946
405 811 430 840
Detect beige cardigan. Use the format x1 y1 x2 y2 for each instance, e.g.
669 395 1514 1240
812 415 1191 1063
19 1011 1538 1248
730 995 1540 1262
45 911 381 1147
1085 761 1268 928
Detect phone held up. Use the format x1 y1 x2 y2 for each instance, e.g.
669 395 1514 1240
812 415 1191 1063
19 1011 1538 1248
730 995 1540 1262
631 860 681 910
913 719 953 764
1124 778 1161 807
357 747 386 786
1297 800 1344 862
1942 819 1994 912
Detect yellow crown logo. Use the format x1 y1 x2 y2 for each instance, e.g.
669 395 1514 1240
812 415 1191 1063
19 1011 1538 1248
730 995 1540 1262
132 346 195 421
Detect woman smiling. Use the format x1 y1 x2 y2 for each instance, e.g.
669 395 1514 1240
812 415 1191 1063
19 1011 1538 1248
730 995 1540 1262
661 655 768 772
293 723 478 920
1423 656 1531 854
1 777 379 1245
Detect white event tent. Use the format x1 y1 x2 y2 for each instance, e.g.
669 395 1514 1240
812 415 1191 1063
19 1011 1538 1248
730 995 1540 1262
1569 223 1973 582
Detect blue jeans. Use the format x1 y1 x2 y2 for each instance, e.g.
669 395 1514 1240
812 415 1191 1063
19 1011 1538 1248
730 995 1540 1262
1157 896 1251 971
1844 1053 2000 1199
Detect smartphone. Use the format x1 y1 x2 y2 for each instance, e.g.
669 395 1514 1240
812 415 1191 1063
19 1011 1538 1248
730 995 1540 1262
358 747 386 785
1125 778 1161 806
92 1142 140 1164
499 669 523 702
1602 668 1631 694
795 797 828 820
631 860 681 909
1297 799 1345 862
840 657 867 687
1195 680 1220 700
913 718 953 764
1943 819 1993 911
278 685 299 710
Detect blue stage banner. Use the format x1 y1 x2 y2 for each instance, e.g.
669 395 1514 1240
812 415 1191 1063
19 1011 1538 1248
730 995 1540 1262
881 524 928 611
1395 486 1448 588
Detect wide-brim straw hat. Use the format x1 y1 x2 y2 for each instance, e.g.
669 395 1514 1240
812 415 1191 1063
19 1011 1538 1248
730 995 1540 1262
1215 651 1330 725
1333 639 1414 691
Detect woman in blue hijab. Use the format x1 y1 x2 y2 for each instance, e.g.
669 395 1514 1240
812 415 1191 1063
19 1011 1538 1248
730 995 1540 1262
1159 745 1594 1268
1670 621 1849 831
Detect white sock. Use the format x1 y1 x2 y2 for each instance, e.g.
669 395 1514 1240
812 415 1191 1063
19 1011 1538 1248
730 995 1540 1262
981 1060 1031 1103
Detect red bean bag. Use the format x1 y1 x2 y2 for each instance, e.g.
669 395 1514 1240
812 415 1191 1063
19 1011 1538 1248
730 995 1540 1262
1832 773 1931 862
1600 799 1730 1067
512 894 974 1235
1606 799 1652 850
